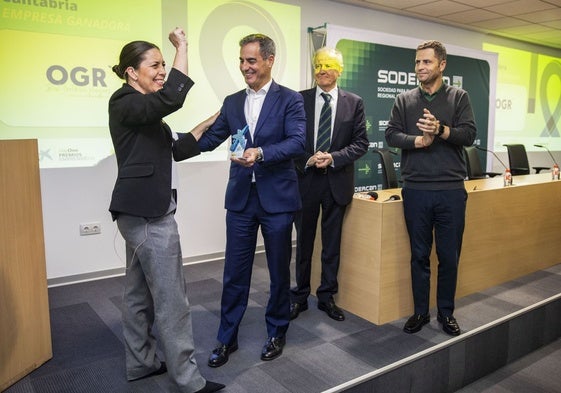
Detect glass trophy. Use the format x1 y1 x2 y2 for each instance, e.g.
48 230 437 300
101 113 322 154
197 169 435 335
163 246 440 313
230 125 248 159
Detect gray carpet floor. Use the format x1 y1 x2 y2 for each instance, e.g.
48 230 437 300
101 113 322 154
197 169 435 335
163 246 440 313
5 254 561 393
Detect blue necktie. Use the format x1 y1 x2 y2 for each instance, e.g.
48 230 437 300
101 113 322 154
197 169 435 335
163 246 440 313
316 93 332 152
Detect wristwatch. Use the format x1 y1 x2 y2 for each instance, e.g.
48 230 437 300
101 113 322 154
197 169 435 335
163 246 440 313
256 147 264 162
436 123 445 136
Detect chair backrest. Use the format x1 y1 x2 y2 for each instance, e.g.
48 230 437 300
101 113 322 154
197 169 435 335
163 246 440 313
373 149 398 189
504 144 530 175
464 146 485 179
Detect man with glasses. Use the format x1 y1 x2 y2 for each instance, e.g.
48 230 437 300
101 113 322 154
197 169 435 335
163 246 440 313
290 47 368 322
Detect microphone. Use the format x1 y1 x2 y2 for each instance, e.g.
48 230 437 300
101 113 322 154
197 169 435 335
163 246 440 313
534 144 557 165
535 144 560 179
384 194 401 202
474 146 509 170
367 191 378 200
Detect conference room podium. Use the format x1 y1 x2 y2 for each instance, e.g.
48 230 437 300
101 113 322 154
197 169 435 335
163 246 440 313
311 173 561 325
1 140 52 391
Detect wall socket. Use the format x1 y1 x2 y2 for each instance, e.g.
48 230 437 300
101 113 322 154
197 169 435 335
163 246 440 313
79 222 101 236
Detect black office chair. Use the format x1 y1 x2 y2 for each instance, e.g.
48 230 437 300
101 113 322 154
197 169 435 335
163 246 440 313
503 144 548 175
464 146 501 179
373 148 399 189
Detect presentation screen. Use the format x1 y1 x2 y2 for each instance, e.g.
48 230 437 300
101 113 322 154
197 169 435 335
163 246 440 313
326 25 496 191
483 43 561 153
0 0 300 168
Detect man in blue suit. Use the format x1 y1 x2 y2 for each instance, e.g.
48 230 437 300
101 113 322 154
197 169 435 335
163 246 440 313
197 33 306 367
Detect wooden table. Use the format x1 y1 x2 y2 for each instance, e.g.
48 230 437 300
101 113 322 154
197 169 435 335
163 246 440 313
310 173 561 324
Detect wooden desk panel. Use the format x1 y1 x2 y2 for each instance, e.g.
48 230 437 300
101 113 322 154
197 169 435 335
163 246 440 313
1 140 52 391
311 173 561 324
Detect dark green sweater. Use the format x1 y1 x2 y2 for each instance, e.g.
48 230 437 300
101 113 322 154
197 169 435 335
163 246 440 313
385 84 477 190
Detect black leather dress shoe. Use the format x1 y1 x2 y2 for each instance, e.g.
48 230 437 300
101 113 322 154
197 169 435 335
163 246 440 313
261 336 285 361
437 313 461 336
403 313 430 334
194 381 226 393
208 342 238 368
318 300 345 321
290 302 308 320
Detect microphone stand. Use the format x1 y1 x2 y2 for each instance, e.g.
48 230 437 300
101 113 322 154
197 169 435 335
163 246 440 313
474 146 509 171
535 144 560 180
475 145 512 186
534 144 557 165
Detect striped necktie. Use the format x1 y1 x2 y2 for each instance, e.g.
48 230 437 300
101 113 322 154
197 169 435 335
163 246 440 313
316 93 332 152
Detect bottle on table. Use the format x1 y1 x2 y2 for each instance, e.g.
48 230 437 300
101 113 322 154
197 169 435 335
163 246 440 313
504 168 512 187
552 163 560 180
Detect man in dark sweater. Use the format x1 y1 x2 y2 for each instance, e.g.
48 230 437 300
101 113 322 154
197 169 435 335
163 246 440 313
385 40 476 336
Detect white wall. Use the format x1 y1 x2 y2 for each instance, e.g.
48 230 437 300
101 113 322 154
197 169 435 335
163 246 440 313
41 157 230 283
41 0 561 283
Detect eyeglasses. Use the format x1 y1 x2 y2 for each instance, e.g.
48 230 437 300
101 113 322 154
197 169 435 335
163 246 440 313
313 63 338 71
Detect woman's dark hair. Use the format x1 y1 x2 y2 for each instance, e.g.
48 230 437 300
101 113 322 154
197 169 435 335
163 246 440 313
112 40 159 80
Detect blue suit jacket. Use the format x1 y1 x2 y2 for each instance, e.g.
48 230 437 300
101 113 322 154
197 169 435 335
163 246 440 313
198 80 306 213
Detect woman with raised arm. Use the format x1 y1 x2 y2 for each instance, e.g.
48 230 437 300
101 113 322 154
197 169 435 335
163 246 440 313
108 27 223 393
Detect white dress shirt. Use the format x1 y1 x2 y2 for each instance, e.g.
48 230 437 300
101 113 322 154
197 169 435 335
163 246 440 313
245 79 272 139
314 86 338 151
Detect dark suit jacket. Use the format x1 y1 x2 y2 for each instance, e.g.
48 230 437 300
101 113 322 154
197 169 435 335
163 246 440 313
296 87 369 205
198 80 306 214
108 69 197 219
